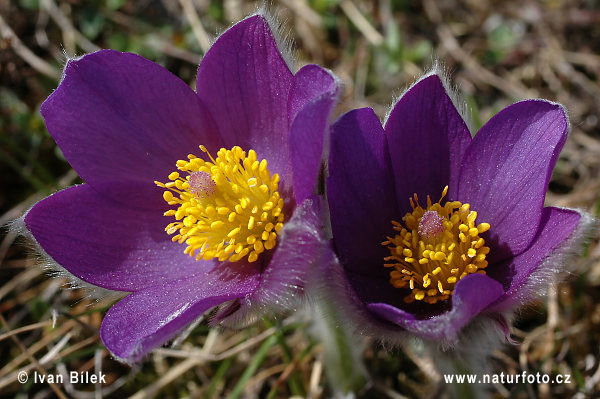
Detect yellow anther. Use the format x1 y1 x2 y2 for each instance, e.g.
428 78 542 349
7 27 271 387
210 221 224 229
248 252 258 263
467 211 477 225
423 274 431 288
477 223 490 233
183 216 195 227
384 186 491 304
163 191 174 202
227 227 240 238
434 252 446 261
157 146 285 263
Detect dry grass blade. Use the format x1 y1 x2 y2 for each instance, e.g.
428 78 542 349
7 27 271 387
178 0 211 53
0 14 60 79
0 320 52 342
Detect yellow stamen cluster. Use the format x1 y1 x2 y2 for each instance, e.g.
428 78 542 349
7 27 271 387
156 146 284 263
383 186 491 304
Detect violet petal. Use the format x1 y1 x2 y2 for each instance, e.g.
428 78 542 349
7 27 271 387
41 50 222 208
196 15 294 187
345 271 449 319
328 108 400 278
239 196 327 319
289 65 340 203
385 75 472 213
100 262 260 363
24 185 216 291
488 206 580 311
367 273 504 341
457 100 568 260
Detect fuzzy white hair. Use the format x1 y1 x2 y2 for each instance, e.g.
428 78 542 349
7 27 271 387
204 3 298 74
383 61 476 135
9 199 127 305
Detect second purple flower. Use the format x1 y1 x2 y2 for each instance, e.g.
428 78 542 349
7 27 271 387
323 72 586 345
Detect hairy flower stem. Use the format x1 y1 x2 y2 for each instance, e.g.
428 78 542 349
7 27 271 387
447 358 484 399
427 343 492 399
310 301 369 395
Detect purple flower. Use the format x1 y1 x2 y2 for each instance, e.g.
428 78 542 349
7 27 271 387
323 72 588 345
20 14 339 363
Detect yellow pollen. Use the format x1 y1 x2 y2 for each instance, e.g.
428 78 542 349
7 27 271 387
155 146 284 263
383 186 491 304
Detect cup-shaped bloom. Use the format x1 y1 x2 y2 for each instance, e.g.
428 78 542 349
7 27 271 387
324 72 588 345
20 14 340 363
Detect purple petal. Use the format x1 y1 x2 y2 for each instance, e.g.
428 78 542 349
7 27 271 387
456 100 569 260
243 196 327 316
385 75 472 214
24 185 217 291
346 271 450 319
289 65 340 203
327 108 400 278
41 50 222 208
367 273 504 341
488 206 580 311
196 15 294 187
100 262 260 363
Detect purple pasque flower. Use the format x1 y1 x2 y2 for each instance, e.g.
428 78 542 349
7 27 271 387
21 14 340 363
323 72 587 345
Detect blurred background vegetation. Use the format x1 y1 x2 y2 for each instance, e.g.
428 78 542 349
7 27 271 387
1 0 599 398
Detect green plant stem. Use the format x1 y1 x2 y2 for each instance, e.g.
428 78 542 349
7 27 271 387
228 335 277 399
311 301 369 395
263 318 306 397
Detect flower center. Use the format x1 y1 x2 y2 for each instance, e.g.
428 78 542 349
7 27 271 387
382 186 491 304
155 146 284 263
